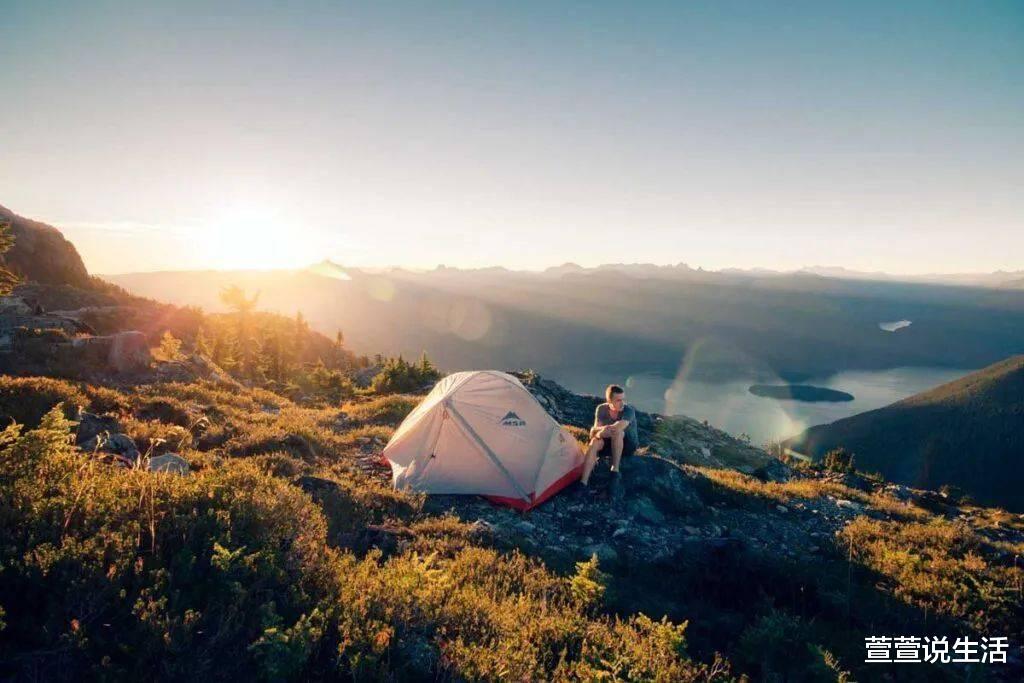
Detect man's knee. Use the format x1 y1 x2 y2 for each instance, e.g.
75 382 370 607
589 437 605 449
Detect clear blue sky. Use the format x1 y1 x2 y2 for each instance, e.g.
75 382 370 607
1 1 1021 273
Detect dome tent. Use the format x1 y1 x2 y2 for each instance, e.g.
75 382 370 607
383 371 585 510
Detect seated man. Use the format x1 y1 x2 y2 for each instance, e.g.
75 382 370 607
580 384 639 486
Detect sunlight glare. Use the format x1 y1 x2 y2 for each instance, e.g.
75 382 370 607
201 202 313 270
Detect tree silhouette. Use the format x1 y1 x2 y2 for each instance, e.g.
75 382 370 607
0 221 20 295
219 285 261 377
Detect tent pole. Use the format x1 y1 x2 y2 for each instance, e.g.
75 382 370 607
446 401 531 503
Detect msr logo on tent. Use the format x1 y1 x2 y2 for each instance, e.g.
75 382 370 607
500 411 526 427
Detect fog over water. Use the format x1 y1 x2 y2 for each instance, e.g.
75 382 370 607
553 366 973 445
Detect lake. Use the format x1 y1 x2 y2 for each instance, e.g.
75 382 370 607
551 366 973 445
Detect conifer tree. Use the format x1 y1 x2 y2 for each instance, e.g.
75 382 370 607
220 285 260 377
293 311 307 364
194 326 213 356
0 221 20 295
333 330 347 368
157 330 183 361
212 326 239 371
418 350 437 378
261 330 286 382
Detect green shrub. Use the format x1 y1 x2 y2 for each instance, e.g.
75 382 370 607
369 354 441 394
0 376 87 427
570 554 610 611
154 330 183 361
306 360 356 403
823 447 854 473
0 409 340 680
0 405 710 681
81 384 132 414
736 610 838 681
840 516 1022 634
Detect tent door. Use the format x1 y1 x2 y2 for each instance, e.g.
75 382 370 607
414 408 448 476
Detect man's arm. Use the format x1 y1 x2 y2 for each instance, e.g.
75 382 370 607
591 405 613 438
609 406 634 433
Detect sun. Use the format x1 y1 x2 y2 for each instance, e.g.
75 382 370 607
200 203 312 270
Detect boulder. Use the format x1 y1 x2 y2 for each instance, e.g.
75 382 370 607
754 458 794 483
621 455 703 515
69 330 151 373
148 453 190 475
885 484 914 501
75 411 121 446
81 431 141 463
834 498 864 513
627 495 666 524
0 296 32 315
108 331 151 373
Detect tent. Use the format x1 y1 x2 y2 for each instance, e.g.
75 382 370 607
383 370 585 510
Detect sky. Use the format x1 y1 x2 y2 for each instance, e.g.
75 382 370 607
1 1 1022 275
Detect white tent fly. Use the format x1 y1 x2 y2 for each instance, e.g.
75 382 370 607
383 370 585 510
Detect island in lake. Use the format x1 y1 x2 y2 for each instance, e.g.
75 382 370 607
879 319 912 332
748 384 855 403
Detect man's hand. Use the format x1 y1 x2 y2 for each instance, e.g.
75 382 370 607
599 424 619 438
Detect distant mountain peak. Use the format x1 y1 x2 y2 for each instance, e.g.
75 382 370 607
306 260 351 281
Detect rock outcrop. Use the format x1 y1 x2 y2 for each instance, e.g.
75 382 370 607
0 205 91 287
68 331 152 373
148 453 190 475
0 294 94 343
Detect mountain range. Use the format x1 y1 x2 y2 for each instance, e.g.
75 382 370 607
106 257 1024 383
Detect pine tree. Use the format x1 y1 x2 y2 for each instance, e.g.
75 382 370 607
212 326 239 371
220 285 260 377
157 330 183 361
0 221 20 295
194 326 213 356
418 350 437 379
333 330 346 368
261 330 286 382
293 311 307 364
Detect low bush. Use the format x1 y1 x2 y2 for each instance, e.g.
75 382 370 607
343 395 418 427
0 407 717 681
840 516 1024 634
369 355 441 395
0 375 87 427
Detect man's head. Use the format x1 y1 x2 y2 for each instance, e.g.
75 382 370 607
605 384 625 410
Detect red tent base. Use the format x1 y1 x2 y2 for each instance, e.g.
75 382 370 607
485 463 584 511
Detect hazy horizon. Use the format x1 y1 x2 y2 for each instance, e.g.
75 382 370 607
3 1 1022 274
92 258 1023 281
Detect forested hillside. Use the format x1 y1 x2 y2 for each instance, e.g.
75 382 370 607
787 356 1024 510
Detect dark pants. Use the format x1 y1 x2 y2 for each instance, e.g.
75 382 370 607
597 439 637 459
